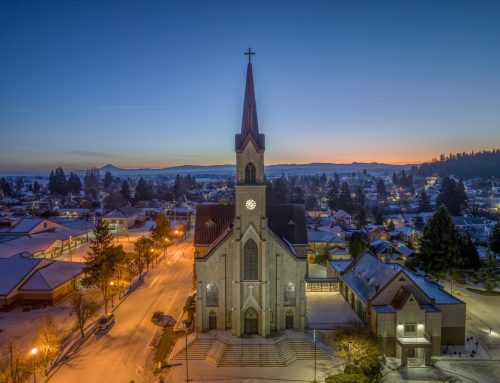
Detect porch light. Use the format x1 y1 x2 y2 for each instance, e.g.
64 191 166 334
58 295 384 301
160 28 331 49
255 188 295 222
397 324 404 330
417 324 424 330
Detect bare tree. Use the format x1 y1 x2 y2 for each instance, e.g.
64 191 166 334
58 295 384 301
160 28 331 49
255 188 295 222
71 289 100 337
35 316 61 376
0 339 31 383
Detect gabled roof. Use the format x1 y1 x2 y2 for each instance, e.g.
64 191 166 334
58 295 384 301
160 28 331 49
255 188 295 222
332 210 351 219
20 261 84 291
341 251 398 303
267 204 308 245
194 204 235 245
0 254 45 295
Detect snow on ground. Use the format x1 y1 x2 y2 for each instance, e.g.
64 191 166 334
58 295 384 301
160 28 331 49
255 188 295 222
306 291 361 328
0 298 76 351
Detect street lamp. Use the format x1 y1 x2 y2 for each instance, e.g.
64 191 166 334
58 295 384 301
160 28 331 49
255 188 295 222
313 329 317 383
31 347 38 383
110 281 115 307
185 328 189 382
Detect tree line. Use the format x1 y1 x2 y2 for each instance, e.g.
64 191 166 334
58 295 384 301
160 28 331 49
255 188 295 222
418 149 500 179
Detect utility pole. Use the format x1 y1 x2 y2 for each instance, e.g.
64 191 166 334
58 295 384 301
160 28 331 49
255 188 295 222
313 329 317 383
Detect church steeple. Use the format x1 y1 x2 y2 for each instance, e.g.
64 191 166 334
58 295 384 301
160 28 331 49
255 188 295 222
235 49 265 152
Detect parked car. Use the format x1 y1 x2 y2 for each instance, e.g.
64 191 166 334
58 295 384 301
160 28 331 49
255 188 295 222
151 311 164 324
97 313 115 330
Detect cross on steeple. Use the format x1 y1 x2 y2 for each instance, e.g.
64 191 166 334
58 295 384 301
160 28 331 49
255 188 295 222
244 48 255 64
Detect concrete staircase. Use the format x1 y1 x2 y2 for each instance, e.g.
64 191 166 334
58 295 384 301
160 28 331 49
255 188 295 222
170 331 330 367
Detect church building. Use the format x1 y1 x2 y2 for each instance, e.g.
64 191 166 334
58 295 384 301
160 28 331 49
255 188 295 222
194 53 308 337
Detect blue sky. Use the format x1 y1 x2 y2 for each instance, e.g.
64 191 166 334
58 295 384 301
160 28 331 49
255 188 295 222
1 0 499 171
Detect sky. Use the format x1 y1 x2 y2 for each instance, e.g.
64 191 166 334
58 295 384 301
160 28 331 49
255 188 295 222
1 0 499 171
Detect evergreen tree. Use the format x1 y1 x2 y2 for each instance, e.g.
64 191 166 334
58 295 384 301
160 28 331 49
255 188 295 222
135 177 153 202
33 181 41 194
84 168 100 199
333 173 340 189
121 180 131 202
103 190 125 211
459 234 480 271
490 223 500 254
271 176 290 204
67 172 82 195
103 171 114 191
376 178 387 200
354 187 367 227
327 183 339 210
337 182 353 214
436 177 467 215
15 177 24 193
349 232 366 258
419 206 462 275
150 213 172 259
82 220 123 314
0 178 13 197
48 167 68 195
418 189 432 212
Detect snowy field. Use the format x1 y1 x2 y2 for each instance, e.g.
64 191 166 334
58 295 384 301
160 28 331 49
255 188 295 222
306 291 361 328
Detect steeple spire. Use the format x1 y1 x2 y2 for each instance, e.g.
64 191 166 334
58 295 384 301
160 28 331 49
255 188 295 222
235 48 265 152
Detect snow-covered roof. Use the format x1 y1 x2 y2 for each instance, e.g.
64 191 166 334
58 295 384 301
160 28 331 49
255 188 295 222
332 210 351 219
328 259 352 273
0 254 44 295
0 226 83 258
342 252 398 303
307 230 334 243
20 261 84 290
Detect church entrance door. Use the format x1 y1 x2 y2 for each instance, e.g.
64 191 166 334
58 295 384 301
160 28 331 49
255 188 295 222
244 307 258 335
209 311 217 330
286 310 294 329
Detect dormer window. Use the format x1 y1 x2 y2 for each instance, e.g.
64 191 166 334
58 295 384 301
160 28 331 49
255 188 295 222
245 162 256 184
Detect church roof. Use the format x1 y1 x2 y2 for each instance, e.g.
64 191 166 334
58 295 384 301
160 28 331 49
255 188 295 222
194 203 308 249
267 204 308 245
194 204 235 245
235 62 265 151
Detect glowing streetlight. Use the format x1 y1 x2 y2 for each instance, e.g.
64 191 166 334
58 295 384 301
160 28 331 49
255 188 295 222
110 281 115 307
31 347 38 383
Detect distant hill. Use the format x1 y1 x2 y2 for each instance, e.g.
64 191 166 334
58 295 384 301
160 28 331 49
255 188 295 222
417 149 500 179
97 162 413 177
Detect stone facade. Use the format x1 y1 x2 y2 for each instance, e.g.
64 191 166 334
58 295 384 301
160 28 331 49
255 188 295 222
194 60 308 337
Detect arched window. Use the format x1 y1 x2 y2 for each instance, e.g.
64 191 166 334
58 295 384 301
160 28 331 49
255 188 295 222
243 239 258 281
245 162 256 184
284 281 296 306
206 283 218 306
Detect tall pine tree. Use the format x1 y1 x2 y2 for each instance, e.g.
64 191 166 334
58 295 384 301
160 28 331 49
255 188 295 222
419 206 462 275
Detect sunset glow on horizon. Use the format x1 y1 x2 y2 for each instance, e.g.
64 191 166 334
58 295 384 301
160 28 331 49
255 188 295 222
1 0 499 172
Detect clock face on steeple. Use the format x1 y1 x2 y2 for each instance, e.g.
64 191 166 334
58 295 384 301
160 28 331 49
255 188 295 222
245 199 256 210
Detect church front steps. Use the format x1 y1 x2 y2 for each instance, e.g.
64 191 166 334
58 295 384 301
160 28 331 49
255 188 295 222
170 331 330 367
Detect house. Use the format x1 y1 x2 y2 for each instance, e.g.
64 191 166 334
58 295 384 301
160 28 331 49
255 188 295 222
331 210 352 226
0 218 88 259
0 253 84 310
101 206 146 232
338 252 465 366
307 229 346 261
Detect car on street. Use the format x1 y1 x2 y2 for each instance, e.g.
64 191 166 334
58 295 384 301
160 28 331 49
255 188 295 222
97 313 115 330
151 311 164 324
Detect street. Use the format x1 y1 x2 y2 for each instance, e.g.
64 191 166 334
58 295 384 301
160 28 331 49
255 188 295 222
49 240 194 383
